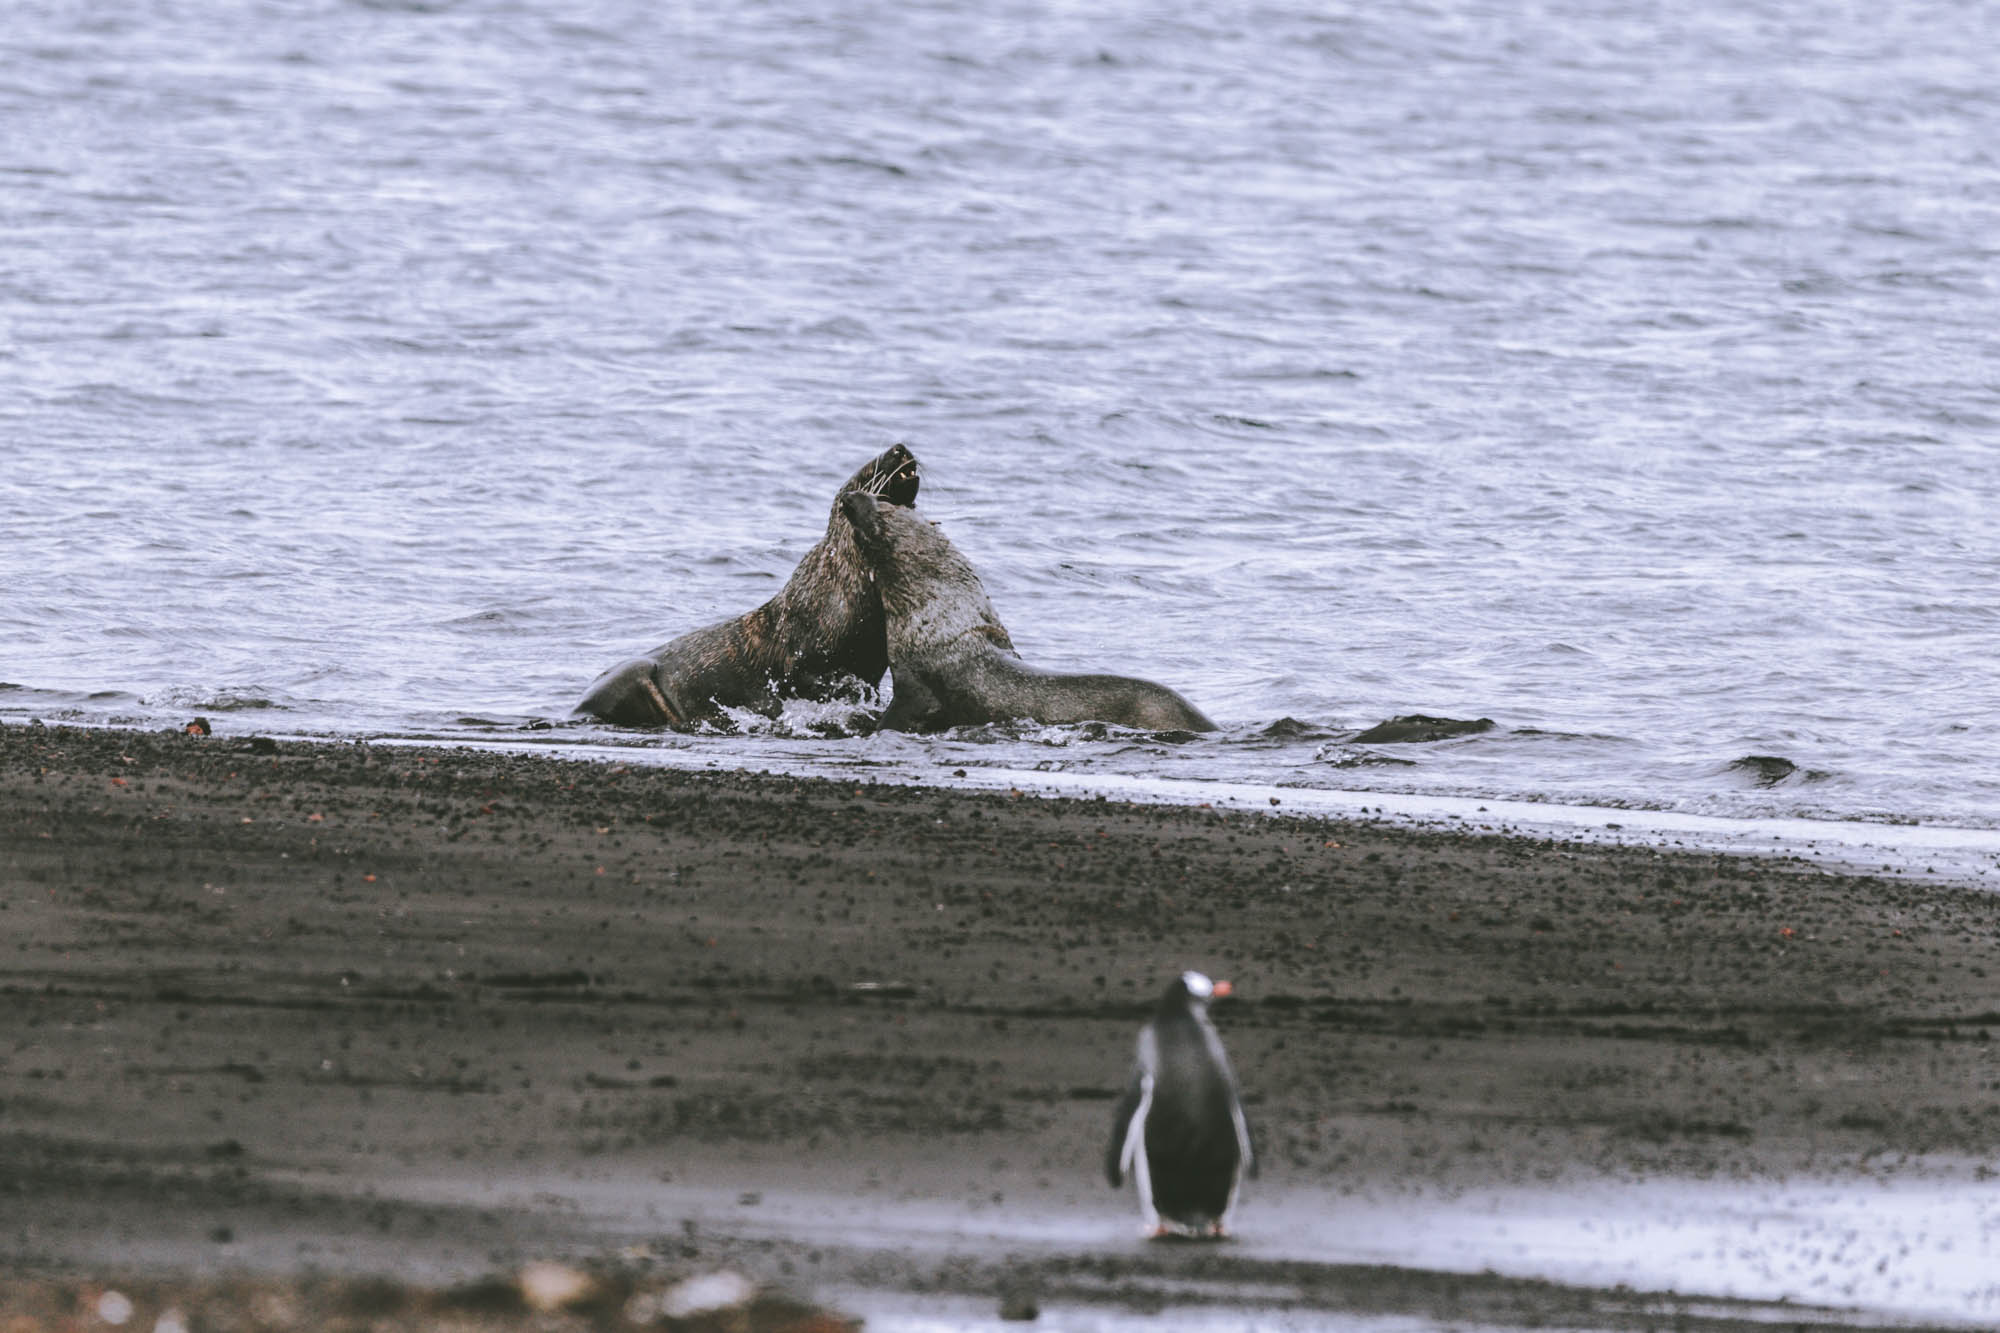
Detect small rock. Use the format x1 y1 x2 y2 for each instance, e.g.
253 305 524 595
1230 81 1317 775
517 1262 594 1313
622 1289 664 1324
998 1282 1040 1321
660 1271 756 1320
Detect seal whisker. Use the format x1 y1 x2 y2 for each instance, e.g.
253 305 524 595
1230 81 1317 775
862 453 919 499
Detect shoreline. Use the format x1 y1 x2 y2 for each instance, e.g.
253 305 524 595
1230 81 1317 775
376 730 2000 889
5 722 1999 1327
25 711 2000 888
15 701 2000 874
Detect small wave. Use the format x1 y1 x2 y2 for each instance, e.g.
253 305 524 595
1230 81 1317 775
0 683 131 713
451 714 561 731
1240 716 1342 744
715 687 887 740
937 719 1209 747
1510 727 1630 744
1350 715 1496 744
801 315 875 341
348 0 460 10
1314 745 1417 769
1724 755 1834 789
441 605 560 631
142 688 283 713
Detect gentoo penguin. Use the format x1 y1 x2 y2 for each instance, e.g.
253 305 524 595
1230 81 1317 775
1104 970 1255 1237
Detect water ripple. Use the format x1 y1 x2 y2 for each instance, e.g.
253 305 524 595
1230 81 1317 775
3 0 1997 826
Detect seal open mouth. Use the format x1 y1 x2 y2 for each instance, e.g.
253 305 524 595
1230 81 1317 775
859 443 920 508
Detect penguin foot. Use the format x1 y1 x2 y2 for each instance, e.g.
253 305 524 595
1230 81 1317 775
1144 1219 1230 1243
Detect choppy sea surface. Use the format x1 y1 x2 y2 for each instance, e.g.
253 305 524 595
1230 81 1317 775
5 0 1998 832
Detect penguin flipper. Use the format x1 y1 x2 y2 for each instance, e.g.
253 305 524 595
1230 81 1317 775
1104 1070 1148 1187
1230 1087 1257 1181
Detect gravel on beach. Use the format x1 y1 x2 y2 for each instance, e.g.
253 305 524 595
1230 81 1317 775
4 722 1998 1328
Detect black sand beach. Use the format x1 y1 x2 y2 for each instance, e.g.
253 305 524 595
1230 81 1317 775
4 722 1999 1329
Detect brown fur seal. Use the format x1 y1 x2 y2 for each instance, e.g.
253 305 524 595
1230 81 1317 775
576 444 920 727
840 490 1217 733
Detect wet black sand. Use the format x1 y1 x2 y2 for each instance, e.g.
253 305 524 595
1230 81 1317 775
4 722 1999 1329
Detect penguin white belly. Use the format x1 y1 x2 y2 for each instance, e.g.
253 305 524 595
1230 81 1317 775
1118 1073 1158 1232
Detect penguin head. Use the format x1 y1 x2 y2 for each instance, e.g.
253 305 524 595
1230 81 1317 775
1172 970 1234 1010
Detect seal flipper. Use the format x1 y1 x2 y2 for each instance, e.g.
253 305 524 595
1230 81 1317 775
878 671 945 732
575 658 683 727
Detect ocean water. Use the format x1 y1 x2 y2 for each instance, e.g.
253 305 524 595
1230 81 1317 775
4 0 1998 829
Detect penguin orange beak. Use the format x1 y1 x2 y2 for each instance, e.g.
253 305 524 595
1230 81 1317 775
1212 980 1233 998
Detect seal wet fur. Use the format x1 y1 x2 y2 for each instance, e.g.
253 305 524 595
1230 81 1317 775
576 444 920 728
839 489 1216 733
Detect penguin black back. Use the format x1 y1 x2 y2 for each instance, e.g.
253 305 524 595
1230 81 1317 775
1105 970 1254 1236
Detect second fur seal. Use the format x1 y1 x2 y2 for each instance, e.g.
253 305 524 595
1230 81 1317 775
576 444 920 727
839 489 1216 732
